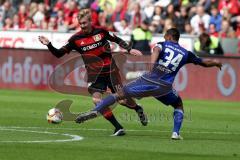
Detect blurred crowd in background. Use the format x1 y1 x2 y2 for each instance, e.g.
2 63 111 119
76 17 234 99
0 0 239 37
0 0 239 55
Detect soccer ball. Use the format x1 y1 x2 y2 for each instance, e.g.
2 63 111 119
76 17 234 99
46 108 63 124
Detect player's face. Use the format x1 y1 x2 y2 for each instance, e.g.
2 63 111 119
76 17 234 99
78 16 92 33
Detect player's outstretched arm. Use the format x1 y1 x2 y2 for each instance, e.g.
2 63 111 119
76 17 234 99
106 32 142 56
128 48 143 56
38 36 67 58
188 51 222 70
199 59 222 70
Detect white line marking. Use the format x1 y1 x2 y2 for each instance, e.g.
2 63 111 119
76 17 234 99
0 126 239 135
0 128 83 143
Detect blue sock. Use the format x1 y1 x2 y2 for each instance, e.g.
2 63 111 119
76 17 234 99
94 95 117 112
173 109 184 135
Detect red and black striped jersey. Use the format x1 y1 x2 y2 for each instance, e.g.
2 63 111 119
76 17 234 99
60 26 129 76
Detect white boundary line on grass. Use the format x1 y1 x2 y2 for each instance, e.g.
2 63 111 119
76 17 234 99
0 128 83 143
1 126 239 135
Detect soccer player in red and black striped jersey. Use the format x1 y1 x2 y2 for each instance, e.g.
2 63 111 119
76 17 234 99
39 9 147 136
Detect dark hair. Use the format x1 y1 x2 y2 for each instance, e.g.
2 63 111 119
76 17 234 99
199 32 211 50
142 19 150 25
166 28 180 41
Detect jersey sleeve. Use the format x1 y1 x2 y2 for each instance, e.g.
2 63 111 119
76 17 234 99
152 42 163 53
104 30 115 41
61 39 74 54
154 42 163 50
187 51 203 65
46 36 75 58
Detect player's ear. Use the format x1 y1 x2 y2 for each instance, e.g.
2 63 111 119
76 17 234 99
164 34 171 41
164 34 167 40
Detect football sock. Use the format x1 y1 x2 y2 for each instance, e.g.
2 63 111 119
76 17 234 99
104 113 123 130
173 109 184 135
94 95 117 112
134 104 142 112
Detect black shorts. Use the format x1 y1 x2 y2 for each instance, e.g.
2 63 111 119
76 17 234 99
88 71 123 94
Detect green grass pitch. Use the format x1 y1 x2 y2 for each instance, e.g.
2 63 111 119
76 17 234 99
0 89 239 160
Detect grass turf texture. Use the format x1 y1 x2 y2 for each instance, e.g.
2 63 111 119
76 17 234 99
0 89 239 160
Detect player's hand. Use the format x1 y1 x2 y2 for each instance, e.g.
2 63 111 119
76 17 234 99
129 49 143 56
214 60 222 70
38 36 50 45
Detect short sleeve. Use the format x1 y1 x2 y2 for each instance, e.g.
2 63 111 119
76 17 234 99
155 42 163 50
152 42 163 53
187 51 203 65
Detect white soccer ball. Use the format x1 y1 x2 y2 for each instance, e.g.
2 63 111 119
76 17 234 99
47 108 63 124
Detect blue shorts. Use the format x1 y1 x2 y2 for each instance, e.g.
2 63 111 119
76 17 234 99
155 89 182 106
122 77 182 106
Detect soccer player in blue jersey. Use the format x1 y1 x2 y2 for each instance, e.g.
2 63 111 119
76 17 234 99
75 28 222 139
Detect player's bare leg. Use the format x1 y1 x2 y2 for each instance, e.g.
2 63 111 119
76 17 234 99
110 74 148 126
75 92 123 124
118 98 148 126
75 86 149 126
112 83 148 126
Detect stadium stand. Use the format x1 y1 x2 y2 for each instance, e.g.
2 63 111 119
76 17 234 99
0 0 239 54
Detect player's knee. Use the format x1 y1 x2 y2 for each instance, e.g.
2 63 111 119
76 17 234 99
92 97 101 105
172 97 184 111
92 92 102 105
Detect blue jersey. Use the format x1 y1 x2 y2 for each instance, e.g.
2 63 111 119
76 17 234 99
142 41 203 84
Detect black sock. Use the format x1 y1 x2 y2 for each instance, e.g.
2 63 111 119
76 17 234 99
104 115 123 130
134 104 143 112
